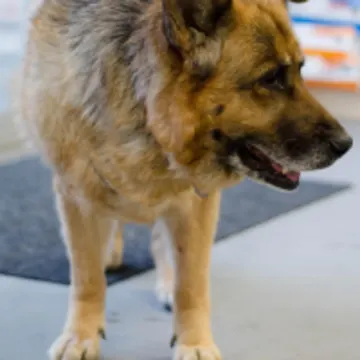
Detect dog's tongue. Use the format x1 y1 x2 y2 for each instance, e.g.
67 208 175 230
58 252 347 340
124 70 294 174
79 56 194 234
271 162 300 182
286 171 301 182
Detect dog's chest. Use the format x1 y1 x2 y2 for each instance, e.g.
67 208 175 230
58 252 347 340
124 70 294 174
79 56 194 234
85 165 191 223
97 186 188 223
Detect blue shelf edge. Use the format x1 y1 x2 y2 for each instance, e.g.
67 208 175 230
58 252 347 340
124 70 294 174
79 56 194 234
291 15 360 31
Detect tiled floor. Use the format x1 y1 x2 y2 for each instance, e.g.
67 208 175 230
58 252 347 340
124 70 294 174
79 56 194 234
0 120 359 360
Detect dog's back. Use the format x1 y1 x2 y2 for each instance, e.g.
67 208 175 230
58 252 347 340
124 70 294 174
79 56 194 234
23 0 149 130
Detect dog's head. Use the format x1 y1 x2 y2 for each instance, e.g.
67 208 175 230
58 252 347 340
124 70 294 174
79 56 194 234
147 0 353 192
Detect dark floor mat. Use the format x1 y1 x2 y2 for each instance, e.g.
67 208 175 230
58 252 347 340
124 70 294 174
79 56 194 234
0 156 351 285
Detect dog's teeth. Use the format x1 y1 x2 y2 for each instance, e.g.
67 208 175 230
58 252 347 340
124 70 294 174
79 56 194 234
282 167 289 174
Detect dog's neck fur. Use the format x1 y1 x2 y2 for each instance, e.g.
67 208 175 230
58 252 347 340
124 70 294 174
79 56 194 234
66 0 197 192
62 1 159 129
122 3 163 104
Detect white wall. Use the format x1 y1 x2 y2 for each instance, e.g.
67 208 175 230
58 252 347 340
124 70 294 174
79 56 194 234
0 0 39 153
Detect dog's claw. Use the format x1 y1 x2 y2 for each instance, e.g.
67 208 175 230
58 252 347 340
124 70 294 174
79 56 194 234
170 334 177 348
80 349 87 360
164 302 173 313
99 328 106 340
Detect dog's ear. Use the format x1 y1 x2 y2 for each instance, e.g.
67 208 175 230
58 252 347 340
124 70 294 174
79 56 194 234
147 84 198 155
151 0 231 155
162 0 232 53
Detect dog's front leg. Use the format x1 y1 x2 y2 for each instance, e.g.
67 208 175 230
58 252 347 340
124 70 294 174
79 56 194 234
49 186 112 360
165 191 222 360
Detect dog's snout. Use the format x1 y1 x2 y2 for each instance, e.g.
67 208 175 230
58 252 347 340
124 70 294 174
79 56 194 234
329 135 353 157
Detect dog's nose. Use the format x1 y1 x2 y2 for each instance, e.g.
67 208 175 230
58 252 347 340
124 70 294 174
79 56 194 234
329 135 353 157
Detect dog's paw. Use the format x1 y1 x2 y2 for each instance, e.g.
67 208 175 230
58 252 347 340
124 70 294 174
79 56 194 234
48 327 105 360
173 344 222 360
155 278 174 312
105 248 123 270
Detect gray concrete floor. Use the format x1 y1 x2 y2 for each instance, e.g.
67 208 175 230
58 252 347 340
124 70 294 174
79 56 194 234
0 121 359 360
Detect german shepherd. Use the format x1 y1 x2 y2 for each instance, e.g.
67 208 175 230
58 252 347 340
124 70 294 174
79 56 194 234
21 0 352 359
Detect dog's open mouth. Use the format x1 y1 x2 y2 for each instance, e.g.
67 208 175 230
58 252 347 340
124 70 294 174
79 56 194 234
240 144 300 191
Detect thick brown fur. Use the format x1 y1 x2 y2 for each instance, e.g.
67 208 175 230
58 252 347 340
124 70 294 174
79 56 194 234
21 0 352 359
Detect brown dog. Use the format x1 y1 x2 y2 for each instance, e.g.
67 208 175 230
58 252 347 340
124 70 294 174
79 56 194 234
20 0 352 359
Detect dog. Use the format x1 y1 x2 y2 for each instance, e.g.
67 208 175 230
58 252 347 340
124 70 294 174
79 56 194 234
20 0 353 359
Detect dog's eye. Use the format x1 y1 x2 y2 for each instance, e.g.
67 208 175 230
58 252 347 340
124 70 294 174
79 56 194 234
259 66 287 90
